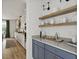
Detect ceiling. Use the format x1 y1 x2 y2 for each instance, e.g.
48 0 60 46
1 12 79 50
2 0 26 20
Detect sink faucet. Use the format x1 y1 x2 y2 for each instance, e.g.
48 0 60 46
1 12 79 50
54 32 64 42
55 32 59 40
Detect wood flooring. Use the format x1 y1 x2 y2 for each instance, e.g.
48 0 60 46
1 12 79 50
2 38 26 59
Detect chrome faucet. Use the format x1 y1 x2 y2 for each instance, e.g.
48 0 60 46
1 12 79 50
54 32 64 42
55 32 59 40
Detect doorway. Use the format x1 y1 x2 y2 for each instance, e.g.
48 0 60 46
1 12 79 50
2 20 6 39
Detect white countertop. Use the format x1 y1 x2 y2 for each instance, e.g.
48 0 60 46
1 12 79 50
32 36 77 55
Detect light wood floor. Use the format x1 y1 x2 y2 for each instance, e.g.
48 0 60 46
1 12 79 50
2 38 26 59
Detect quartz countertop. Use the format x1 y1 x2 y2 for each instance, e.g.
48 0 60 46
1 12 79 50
32 35 77 55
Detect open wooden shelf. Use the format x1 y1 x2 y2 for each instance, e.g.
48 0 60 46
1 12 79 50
39 5 77 20
39 21 77 27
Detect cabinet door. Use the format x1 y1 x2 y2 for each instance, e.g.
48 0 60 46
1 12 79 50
33 43 39 59
32 43 34 58
45 49 63 59
55 48 77 59
45 43 76 59
38 46 45 59
32 39 45 59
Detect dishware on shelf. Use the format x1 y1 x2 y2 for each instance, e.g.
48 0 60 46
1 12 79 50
44 21 47 25
50 20 54 24
62 17 66 23
51 19 56 24
63 16 69 23
47 20 50 24
41 22 44 25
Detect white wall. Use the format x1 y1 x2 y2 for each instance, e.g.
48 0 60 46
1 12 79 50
26 0 77 59
40 0 77 40
2 0 26 19
41 0 77 16
26 0 42 59
10 20 16 37
41 12 77 39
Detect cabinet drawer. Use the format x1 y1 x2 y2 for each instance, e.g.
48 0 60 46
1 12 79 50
45 49 63 59
45 44 57 54
45 44 76 59
55 48 77 59
32 39 44 48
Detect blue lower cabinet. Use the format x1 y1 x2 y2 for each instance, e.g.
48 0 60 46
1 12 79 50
38 46 45 59
32 39 77 59
45 49 63 59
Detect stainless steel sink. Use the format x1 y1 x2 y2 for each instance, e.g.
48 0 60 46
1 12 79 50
67 41 77 47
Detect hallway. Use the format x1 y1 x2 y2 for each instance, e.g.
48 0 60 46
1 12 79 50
2 38 26 59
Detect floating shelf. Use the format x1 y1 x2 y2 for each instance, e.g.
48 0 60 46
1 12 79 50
39 21 77 27
39 5 77 20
